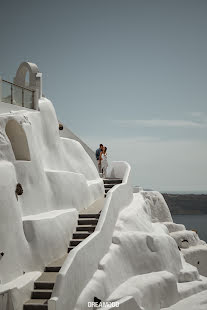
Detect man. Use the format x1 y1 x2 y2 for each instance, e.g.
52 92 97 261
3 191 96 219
96 144 103 173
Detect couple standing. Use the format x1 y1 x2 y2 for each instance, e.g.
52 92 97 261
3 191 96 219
96 144 108 178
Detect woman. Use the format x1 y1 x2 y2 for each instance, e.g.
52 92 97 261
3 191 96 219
99 146 108 178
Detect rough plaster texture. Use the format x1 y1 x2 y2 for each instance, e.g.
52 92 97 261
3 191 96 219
49 181 133 310
162 290 207 310
0 96 103 309
59 123 97 168
75 192 207 310
14 62 42 100
107 161 131 184
1 66 207 310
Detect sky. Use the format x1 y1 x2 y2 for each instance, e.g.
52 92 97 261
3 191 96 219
0 0 207 192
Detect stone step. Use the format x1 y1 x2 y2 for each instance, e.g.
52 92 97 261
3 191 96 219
31 289 52 299
104 184 114 188
78 218 98 225
103 178 122 184
68 246 75 253
24 299 48 310
44 265 61 272
177 277 207 299
76 225 96 232
73 232 90 239
34 272 58 290
79 213 100 219
34 282 54 290
45 255 67 272
36 272 58 283
70 239 84 246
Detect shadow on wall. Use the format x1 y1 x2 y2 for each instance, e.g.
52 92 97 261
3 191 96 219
5 120 31 161
59 123 98 169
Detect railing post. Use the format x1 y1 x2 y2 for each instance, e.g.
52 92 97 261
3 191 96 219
33 90 39 110
11 84 13 104
2 79 37 110
22 88 24 107
32 91 35 109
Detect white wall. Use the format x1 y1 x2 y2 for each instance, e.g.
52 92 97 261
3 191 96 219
1 86 207 310
59 124 97 169
107 161 131 184
49 162 133 310
74 192 182 310
0 96 104 309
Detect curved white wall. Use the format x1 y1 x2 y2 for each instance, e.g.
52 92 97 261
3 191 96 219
0 96 104 309
59 124 97 169
49 162 133 310
1 77 207 310
107 161 131 184
5 119 31 161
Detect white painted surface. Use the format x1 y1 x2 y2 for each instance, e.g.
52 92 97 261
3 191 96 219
74 191 207 310
99 296 141 310
0 272 41 310
1 64 207 310
0 83 104 309
107 271 179 310
50 182 133 310
59 123 97 168
165 215 207 277
107 161 131 184
162 289 207 310
0 101 33 113
14 62 42 100
182 245 207 276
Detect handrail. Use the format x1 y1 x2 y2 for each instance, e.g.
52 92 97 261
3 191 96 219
49 183 133 310
2 79 35 92
1 79 36 109
49 162 132 310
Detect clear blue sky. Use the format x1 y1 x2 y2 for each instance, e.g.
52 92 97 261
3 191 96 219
0 0 207 191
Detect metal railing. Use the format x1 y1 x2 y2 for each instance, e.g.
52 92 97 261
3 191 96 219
1 79 35 109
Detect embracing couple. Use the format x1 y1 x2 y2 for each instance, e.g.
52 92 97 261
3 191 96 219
95 144 108 178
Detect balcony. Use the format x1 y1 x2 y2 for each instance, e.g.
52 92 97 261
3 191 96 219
0 79 36 110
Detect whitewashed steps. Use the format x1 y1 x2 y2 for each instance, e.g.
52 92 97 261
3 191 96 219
103 178 122 197
24 213 100 310
23 178 122 309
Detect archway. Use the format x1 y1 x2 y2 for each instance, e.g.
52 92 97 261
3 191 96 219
13 62 42 99
5 120 31 161
14 62 39 89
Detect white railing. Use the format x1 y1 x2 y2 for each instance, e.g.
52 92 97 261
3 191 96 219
49 161 132 310
107 161 131 184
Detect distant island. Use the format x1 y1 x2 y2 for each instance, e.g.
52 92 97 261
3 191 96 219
162 193 207 215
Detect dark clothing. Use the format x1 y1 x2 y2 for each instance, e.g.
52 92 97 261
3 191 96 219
96 148 102 160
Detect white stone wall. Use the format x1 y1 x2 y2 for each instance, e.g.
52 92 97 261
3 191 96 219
0 97 104 308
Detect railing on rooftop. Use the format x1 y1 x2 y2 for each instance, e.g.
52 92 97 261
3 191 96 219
1 79 35 109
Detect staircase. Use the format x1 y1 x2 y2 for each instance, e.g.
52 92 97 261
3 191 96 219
23 213 100 310
23 178 122 310
103 178 122 197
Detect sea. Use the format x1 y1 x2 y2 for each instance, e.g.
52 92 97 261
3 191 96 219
139 188 207 242
164 190 207 243
172 214 207 243
161 190 207 195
